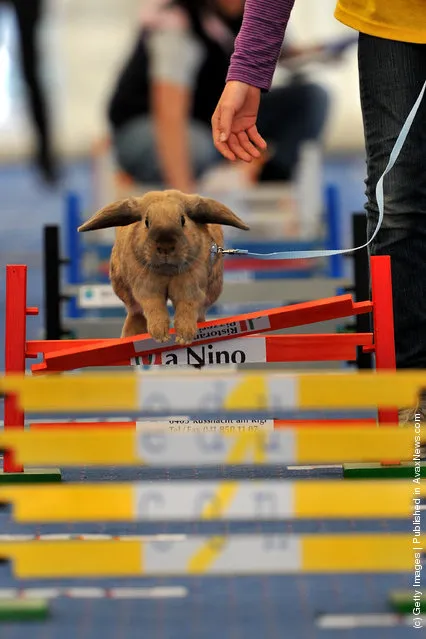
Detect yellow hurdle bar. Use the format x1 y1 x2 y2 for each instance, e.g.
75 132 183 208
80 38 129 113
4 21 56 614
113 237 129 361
0 370 425 411
0 534 423 578
0 427 423 465
0 480 424 522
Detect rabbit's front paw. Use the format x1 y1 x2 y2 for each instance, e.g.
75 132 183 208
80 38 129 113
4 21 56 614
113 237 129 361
174 322 198 345
148 318 171 343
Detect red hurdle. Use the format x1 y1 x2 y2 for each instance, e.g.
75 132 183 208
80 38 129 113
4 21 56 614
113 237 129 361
31 295 372 373
28 333 374 367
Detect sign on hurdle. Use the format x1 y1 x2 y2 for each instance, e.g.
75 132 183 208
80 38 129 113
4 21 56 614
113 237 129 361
29 417 277 432
0 480 423 522
0 534 423 578
130 334 374 367
28 416 378 432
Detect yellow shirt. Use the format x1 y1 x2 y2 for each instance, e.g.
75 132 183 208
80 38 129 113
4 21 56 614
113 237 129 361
334 0 426 43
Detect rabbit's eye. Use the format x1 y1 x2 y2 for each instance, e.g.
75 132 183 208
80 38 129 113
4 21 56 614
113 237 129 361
181 215 185 227
145 218 149 228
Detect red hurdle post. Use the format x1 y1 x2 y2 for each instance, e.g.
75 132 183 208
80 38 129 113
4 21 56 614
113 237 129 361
4 265 38 473
370 255 398 426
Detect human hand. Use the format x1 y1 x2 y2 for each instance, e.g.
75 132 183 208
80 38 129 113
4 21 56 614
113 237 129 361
211 81 267 162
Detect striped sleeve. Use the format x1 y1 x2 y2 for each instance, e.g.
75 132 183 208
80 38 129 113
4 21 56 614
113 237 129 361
226 0 296 91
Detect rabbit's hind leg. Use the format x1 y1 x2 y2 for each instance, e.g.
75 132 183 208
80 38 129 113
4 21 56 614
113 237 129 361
122 305 148 338
110 267 146 337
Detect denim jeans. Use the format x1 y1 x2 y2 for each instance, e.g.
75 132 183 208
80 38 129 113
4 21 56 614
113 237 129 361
112 81 329 184
358 33 426 369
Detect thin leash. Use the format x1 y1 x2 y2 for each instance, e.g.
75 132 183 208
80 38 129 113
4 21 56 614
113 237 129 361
212 80 426 262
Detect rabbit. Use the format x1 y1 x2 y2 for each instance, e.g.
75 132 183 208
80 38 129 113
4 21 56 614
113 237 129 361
78 189 249 345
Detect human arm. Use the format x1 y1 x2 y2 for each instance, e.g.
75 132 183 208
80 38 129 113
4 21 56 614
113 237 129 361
227 0 296 90
212 0 296 161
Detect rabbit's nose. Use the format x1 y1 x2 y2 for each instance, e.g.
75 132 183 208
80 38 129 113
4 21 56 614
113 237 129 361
156 241 176 255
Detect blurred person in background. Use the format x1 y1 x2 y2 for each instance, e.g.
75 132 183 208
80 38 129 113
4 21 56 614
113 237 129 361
0 0 58 184
107 0 333 193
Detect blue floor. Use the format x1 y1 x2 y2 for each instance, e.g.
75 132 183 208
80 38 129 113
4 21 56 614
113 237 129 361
0 575 415 639
1 156 417 639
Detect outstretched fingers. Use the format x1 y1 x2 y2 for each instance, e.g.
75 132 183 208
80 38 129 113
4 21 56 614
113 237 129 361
237 131 262 158
228 133 254 162
212 107 267 162
247 125 267 152
212 105 237 161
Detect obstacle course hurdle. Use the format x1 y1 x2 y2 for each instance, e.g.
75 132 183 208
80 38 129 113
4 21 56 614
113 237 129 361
3 266 61 482
1 370 424 412
0 424 424 464
31 294 372 372
29 252 394 372
0 533 423 578
0 478 424 521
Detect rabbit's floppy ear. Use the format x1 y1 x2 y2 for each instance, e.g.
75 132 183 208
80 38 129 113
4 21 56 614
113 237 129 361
78 198 142 232
186 196 250 230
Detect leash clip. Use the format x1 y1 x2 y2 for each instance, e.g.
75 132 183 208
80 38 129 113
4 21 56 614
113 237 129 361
216 246 249 256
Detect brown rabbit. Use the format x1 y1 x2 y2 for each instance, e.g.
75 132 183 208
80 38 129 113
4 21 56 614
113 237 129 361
78 189 249 344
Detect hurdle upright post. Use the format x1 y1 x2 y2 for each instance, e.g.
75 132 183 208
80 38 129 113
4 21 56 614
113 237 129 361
65 191 83 320
352 213 373 369
44 225 64 340
2 265 62 483
370 255 398 425
343 255 404 477
4 265 28 472
325 183 343 279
